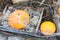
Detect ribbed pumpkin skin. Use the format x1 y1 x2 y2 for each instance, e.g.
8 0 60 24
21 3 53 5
8 10 30 30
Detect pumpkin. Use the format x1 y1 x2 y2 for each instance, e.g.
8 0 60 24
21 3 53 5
8 10 30 30
58 6 60 15
40 21 56 36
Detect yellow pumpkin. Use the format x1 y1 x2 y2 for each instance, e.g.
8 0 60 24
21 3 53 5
8 10 30 30
40 21 56 36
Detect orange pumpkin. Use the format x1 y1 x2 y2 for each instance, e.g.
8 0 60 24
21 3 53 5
8 10 30 30
58 6 60 15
